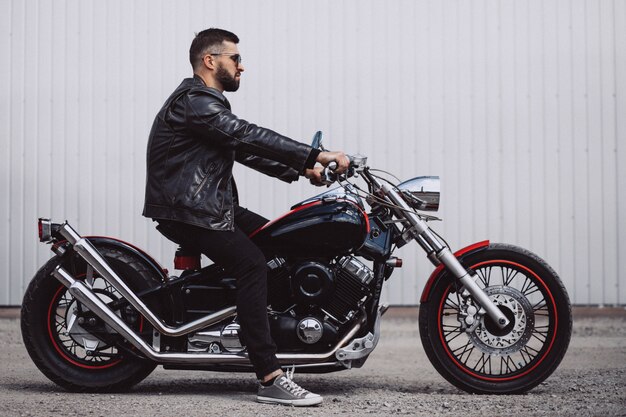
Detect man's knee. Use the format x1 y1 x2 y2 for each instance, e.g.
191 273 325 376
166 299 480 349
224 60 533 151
234 251 267 278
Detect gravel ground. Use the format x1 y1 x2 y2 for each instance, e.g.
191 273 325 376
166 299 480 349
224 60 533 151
0 308 624 417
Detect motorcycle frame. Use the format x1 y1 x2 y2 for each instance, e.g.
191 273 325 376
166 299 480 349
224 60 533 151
50 221 389 370
43 161 509 372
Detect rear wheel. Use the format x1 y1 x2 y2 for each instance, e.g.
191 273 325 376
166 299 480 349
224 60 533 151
419 244 572 394
21 246 162 392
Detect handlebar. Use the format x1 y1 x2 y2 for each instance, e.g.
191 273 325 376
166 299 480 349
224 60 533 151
309 132 368 186
320 158 355 186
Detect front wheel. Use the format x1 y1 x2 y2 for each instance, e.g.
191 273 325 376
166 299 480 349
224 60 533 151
419 243 572 394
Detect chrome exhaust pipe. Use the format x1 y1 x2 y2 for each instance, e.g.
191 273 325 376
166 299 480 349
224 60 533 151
57 222 236 337
53 266 363 365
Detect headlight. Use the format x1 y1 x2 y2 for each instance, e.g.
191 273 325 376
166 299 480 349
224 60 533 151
396 176 440 211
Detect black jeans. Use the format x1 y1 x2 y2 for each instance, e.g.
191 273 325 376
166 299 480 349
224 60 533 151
155 206 280 379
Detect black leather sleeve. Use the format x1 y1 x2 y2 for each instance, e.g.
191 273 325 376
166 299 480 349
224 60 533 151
235 151 300 183
235 147 322 182
185 90 313 173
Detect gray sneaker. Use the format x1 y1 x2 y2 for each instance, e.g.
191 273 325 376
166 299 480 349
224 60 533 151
256 372 322 406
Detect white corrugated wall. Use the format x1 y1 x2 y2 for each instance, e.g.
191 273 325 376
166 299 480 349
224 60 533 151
1 0 625 306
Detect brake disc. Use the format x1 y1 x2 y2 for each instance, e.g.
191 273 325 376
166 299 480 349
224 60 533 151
468 286 535 355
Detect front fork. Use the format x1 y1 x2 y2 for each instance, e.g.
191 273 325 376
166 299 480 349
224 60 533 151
379 182 510 329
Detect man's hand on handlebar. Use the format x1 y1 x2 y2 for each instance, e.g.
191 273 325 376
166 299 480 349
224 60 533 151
316 151 350 174
304 167 325 186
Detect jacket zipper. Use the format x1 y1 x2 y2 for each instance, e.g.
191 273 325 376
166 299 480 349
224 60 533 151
192 164 215 199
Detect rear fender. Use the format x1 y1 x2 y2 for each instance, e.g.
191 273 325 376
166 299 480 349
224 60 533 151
419 241 490 303
55 236 169 283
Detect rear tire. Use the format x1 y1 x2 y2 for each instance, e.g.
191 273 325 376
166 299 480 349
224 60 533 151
21 246 162 392
419 244 572 394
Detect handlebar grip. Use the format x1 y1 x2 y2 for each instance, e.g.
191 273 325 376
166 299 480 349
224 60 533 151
320 162 338 186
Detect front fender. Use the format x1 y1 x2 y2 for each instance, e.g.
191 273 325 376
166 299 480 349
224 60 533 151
419 240 490 303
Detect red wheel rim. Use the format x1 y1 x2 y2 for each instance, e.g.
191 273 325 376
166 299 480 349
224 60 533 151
437 260 558 381
46 279 144 370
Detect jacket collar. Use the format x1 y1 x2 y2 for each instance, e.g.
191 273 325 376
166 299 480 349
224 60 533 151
191 74 230 107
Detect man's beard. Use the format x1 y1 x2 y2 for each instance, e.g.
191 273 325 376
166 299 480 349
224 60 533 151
216 65 240 92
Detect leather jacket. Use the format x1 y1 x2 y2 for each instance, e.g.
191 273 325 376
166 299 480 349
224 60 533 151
143 75 318 230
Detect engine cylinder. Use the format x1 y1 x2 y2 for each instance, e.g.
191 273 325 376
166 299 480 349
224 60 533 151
321 257 373 324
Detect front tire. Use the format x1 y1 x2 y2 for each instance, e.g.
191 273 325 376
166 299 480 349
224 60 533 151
21 246 161 392
419 244 572 394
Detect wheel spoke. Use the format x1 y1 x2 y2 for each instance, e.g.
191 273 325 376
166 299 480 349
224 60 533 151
69 340 78 356
452 340 475 365
532 324 550 342
474 352 492 374
500 355 519 373
55 322 65 334
501 267 519 286
437 259 560 379
442 324 464 343
445 297 460 309
49 286 125 367
530 331 547 344
475 267 492 287
521 277 540 297
519 344 540 363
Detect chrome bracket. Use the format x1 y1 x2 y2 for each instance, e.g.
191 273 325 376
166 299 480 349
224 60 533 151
401 225 420 243
335 304 388 365
152 330 161 352
83 338 100 355
85 265 95 288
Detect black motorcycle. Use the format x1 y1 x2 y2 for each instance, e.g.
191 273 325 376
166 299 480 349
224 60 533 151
21 132 572 394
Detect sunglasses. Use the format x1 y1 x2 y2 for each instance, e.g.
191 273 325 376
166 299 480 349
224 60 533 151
209 53 242 65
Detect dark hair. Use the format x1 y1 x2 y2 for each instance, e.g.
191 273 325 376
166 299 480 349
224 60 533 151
189 28 239 70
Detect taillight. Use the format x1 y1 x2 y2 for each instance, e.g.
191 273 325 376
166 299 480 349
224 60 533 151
174 246 201 271
38 218 52 242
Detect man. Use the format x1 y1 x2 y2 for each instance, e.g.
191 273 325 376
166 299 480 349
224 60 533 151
143 28 349 406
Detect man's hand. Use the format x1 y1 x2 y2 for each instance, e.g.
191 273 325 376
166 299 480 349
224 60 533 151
316 151 350 174
304 167 325 186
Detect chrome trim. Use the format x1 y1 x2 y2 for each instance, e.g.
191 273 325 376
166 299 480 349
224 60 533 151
53 265 364 365
438 250 510 328
153 331 161 352
396 176 440 211
350 154 368 172
296 318 324 344
339 256 374 285
336 303 388 363
59 221 237 337
294 184 364 209
58 222 81 245
289 362 344 370
189 323 247 353
380 182 430 235
38 218 52 243
379 184 509 329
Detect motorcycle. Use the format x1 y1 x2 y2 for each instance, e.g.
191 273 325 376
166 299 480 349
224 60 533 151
21 132 572 394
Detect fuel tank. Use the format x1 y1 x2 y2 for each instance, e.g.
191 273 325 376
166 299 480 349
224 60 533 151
251 190 369 258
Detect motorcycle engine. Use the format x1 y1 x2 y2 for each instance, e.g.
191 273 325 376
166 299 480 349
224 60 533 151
270 256 373 324
187 256 374 353
266 256 374 351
